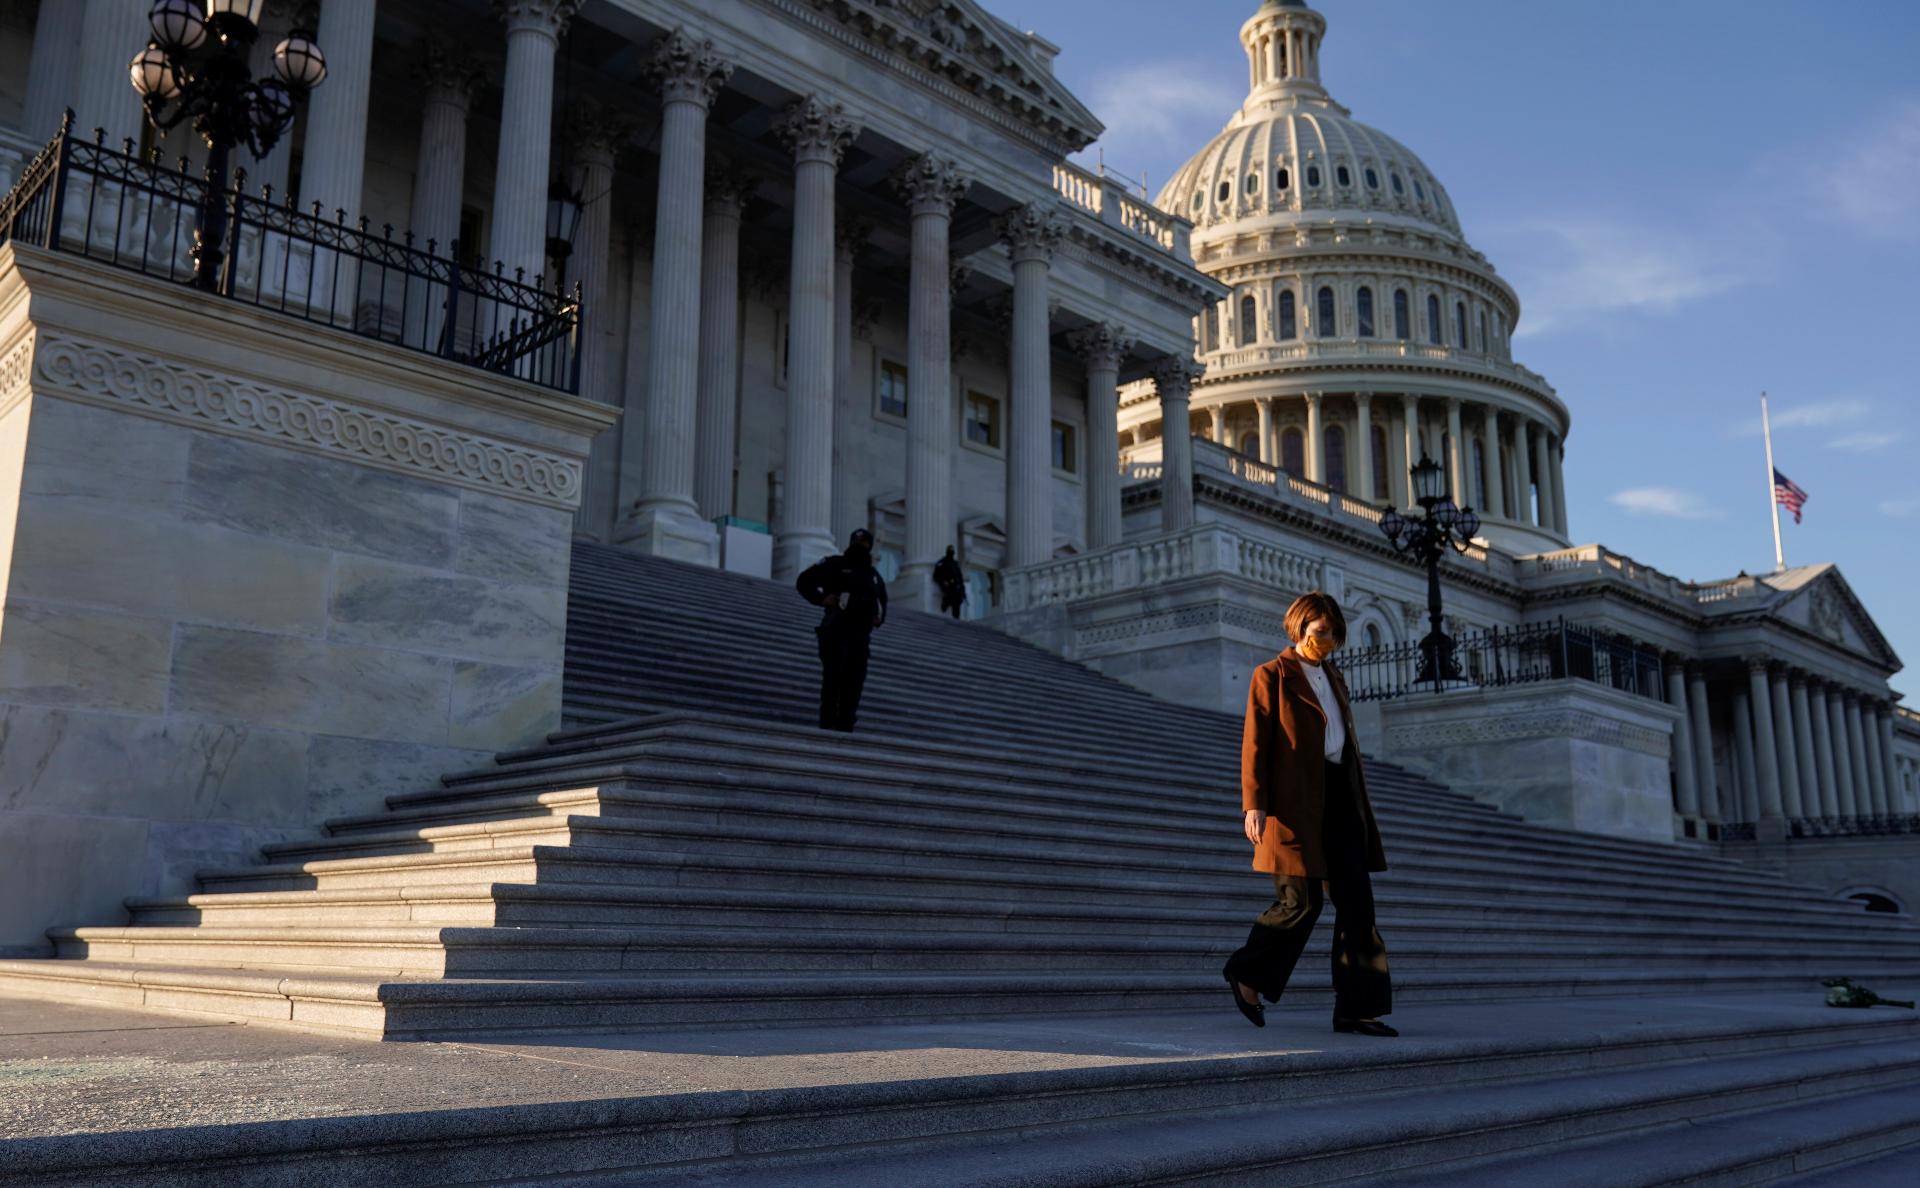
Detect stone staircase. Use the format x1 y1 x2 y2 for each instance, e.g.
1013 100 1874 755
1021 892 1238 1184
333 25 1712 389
3 542 1920 1185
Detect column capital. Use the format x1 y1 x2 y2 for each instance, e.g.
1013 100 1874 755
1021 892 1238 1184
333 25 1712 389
646 29 734 108
1745 655 1773 676
890 154 972 217
704 159 760 215
567 103 640 168
1147 355 1205 399
835 209 876 263
1304 391 1324 408
1066 323 1134 370
412 37 486 105
948 261 974 295
776 96 861 167
493 0 582 41
995 202 1066 264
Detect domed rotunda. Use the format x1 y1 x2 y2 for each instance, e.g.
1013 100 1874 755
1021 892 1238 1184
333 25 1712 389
1122 0 1571 553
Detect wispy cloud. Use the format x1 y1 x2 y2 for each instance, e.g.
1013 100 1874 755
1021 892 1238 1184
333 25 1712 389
1829 430 1903 452
1731 400 1869 436
1882 495 1920 516
1807 98 1920 241
1504 218 1747 337
1070 61 1237 197
1609 487 1725 519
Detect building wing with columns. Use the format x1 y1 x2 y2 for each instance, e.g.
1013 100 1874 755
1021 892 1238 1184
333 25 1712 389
0 0 1914 946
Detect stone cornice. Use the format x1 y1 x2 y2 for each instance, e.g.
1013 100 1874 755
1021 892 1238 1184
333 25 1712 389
1058 222 1226 311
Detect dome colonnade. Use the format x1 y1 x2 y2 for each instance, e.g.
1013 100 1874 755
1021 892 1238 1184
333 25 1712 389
1127 0 1571 552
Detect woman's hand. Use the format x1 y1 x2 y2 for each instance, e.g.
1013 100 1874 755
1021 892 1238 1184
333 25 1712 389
1244 809 1266 846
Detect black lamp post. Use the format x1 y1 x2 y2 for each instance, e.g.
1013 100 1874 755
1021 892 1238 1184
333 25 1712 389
129 0 327 290
545 177 582 286
1378 454 1481 691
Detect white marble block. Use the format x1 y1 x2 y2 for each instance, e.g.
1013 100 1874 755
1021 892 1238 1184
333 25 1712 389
0 244 616 953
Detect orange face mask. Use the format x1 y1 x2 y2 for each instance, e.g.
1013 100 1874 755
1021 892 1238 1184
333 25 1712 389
1297 635 1338 663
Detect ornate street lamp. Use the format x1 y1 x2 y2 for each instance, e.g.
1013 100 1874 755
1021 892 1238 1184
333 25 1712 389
1379 455 1481 691
129 0 327 290
545 177 582 284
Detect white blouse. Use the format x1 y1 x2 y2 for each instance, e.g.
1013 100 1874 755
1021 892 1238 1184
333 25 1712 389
1300 661 1346 763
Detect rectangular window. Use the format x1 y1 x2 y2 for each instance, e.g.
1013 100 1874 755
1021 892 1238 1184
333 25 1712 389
1277 289 1297 340
1357 287 1375 337
965 392 1001 450
1204 304 1221 352
1051 421 1077 473
877 359 908 418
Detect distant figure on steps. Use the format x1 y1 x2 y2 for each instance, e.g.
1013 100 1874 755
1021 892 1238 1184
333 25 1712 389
933 545 966 620
1223 592 1397 1037
797 528 889 732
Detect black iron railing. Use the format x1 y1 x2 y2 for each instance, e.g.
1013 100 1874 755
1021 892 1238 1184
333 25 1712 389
1341 617 1665 703
0 119 580 393
1722 815 1920 843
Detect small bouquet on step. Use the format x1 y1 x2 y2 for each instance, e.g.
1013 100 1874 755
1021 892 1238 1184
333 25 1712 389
1822 977 1916 1009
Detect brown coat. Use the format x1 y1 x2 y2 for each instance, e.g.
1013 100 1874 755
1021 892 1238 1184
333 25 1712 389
1241 648 1389 878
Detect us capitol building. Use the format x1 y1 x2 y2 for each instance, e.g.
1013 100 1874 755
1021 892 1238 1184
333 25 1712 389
0 0 1913 956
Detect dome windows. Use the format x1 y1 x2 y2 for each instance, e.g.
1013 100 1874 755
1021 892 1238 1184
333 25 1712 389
1281 427 1305 476
1357 286 1376 337
1390 172 1404 195
1393 290 1409 340
1306 165 1322 187
1245 173 1260 196
1336 165 1351 187
1413 177 1426 201
1456 302 1469 349
1277 288 1297 340
1239 294 1258 346
1364 168 1379 190
1192 191 1204 212
1276 167 1290 191
1317 286 1337 337
1218 180 1232 203
1426 294 1442 345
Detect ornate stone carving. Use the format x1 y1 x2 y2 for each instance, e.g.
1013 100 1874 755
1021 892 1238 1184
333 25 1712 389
492 0 582 40
889 153 971 216
835 210 877 259
948 261 974 296
1810 584 1846 643
994 202 1065 263
1145 355 1205 397
1067 322 1135 370
705 160 760 214
567 103 640 163
32 336 582 507
775 97 861 167
412 37 486 104
1388 711 1671 759
851 295 885 341
645 29 733 107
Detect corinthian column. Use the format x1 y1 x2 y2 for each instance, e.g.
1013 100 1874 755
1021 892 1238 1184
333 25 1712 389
1304 392 1325 484
1528 422 1549 528
1445 397 1466 507
892 154 971 606
690 163 756 522
621 33 732 560
1809 681 1840 818
1746 658 1785 821
1878 707 1902 813
1149 356 1205 533
1481 406 1505 518
22 0 87 140
1769 666 1803 817
1666 661 1700 820
1845 694 1874 816
996 202 1065 569
1549 434 1570 535
1688 665 1719 820
410 41 485 254
831 211 875 544
73 0 150 149
1790 673 1819 819
304 0 381 220
1829 688 1859 818
1400 394 1420 502
489 0 583 281
1861 699 1890 815
567 106 637 541
773 97 861 578
1068 323 1134 550
1355 392 1375 502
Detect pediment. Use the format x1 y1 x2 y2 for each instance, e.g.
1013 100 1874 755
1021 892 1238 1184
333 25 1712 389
806 0 1104 150
1766 566 1901 671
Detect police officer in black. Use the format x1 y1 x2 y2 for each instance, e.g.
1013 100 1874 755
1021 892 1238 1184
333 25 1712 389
932 545 966 620
796 528 889 732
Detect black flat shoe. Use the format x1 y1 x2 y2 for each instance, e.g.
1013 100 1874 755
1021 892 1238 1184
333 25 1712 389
1225 971 1264 1028
1333 1017 1398 1037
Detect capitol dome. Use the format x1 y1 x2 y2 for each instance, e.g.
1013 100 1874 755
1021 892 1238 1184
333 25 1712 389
1121 0 1574 554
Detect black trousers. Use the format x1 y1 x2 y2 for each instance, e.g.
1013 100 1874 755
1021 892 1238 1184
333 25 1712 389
1224 757 1392 1019
816 627 871 731
939 587 965 619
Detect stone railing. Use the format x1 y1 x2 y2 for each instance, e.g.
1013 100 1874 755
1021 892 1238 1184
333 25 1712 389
1519 544 1759 608
1052 160 1192 259
1000 522 1325 612
1196 438 1390 530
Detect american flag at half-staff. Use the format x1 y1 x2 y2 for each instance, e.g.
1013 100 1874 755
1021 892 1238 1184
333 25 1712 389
1774 468 1809 524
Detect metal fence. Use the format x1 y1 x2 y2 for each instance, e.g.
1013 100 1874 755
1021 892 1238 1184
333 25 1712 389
1341 618 1665 703
0 120 580 393
1722 815 1920 842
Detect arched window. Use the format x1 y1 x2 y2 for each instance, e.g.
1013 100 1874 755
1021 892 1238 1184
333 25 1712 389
1371 423 1390 500
1306 165 1322 187
1281 426 1305 476
1316 287 1337 337
1413 178 1426 201
1478 311 1487 351
1426 294 1442 344
1245 173 1260 195
1204 303 1220 352
1192 191 1204 211
1276 167 1291 190
1364 168 1379 189
1325 425 1347 493
1390 172 1404 194
1239 294 1258 346
1276 288 1297 339
1393 290 1409 340
1364 623 1383 649
1336 165 1351 187
1217 180 1231 203
1456 302 1469 348
1240 431 1261 457
1473 439 1487 511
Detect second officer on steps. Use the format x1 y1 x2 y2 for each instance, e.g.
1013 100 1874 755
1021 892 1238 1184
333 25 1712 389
796 528 889 732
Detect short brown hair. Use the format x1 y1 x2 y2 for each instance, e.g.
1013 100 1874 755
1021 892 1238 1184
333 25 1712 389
1284 591 1347 645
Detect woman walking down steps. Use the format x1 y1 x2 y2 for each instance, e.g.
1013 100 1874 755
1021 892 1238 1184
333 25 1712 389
1225 592 1397 1036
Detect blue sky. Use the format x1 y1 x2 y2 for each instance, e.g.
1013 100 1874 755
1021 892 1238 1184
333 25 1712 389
1016 0 1920 698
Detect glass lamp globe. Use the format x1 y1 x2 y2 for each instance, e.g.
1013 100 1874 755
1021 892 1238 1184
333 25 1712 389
251 80 296 137
546 179 582 255
129 47 180 100
1378 506 1407 543
148 0 207 51
1456 507 1482 540
1430 496 1460 531
273 32 328 90
1410 455 1446 505
205 0 267 24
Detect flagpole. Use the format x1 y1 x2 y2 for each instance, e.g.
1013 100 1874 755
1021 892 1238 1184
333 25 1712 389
1762 392 1784 571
